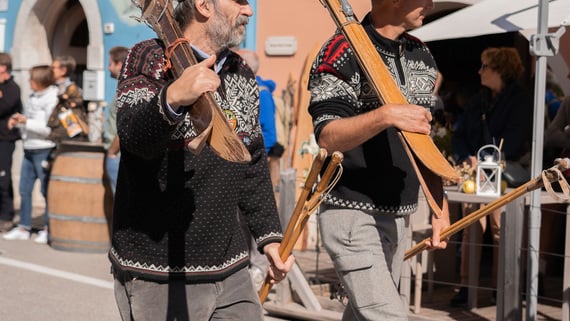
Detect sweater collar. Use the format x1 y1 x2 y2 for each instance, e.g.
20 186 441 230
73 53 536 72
361 13 407 58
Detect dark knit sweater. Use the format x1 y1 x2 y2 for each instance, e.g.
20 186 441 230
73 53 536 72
452 83 533 163
109 39 282 282
0 77 22 142
308 14 438 214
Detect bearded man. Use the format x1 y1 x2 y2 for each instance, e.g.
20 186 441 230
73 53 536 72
108 1 294 320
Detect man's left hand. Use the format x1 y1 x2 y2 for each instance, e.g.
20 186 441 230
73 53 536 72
426 197 451 250
263 243 295 284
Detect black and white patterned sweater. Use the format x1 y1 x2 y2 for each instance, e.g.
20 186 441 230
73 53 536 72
108 39 282 282
308 14 438 215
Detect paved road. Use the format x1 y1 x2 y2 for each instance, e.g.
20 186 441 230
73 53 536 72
0 236 296 321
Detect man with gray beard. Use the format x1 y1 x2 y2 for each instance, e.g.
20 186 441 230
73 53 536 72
108 1 294 320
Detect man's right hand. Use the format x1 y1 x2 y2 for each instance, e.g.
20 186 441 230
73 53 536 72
166 55 219 111
385 103 432 135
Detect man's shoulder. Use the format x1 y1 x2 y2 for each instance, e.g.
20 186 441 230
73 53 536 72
402 33 425 46
122 39 166 80
133 38 163 49
128 39 165 60
316 32 351 66
2 77 21 93
323 32 349 50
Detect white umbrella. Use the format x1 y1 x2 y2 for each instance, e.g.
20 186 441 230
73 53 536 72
410 0 569 42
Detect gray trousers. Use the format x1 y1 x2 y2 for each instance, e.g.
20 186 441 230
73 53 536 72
318 207 410 321
113 267 264 321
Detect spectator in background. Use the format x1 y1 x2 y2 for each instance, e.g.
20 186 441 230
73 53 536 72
4 65 58 244
103 46 129 195
430 71 454 158
236 49 283 190
432 71 445 113
47 55 88 146
52 56 80 97
450 47 533 307
235 48 282 290
545 65 565 123
544 96 570 169
0 53 22 232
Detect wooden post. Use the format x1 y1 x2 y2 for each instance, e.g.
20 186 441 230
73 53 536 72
497 197 524 321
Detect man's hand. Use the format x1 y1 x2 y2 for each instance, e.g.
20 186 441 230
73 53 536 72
8 113 26 130
263 242 295 284
386 103 432 135
166 55 219 111
425 196 450 250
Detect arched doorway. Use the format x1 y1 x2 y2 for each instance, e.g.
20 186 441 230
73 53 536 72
11 0 104 100
10 0 104 209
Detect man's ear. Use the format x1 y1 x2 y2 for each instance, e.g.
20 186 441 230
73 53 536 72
195 0 213 18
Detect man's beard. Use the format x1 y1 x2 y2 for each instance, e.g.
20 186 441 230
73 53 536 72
207 13 249 52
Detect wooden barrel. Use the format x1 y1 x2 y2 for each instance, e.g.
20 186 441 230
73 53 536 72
47 142 113 253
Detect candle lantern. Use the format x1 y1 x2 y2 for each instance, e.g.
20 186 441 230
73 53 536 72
476 144 502 197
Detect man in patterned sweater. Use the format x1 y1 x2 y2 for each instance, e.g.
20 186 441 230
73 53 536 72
308 0 450 320
109 1 294 320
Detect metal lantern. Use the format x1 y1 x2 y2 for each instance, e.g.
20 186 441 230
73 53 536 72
476 144 502 197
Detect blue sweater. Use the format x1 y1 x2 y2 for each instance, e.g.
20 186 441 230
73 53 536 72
257 76 277 154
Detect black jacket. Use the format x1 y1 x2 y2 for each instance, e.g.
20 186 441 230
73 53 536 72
0 77 22 141
452 82 533 163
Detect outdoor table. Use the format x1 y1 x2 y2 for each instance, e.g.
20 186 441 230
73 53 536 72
445 187 570 321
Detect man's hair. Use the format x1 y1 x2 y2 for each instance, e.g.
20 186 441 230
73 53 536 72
173 0 200 30
481 47 524 83
0 53 12 71
109 46 129 64
54 55 77 77
30 65 56 88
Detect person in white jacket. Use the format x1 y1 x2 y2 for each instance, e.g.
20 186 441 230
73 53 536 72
4 65 58 243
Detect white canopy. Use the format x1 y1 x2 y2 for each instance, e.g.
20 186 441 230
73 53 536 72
410 0 569 42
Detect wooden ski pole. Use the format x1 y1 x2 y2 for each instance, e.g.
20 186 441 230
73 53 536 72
259 150 343 302
280 149 327 252
404 159 570 261
281 152 344 261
